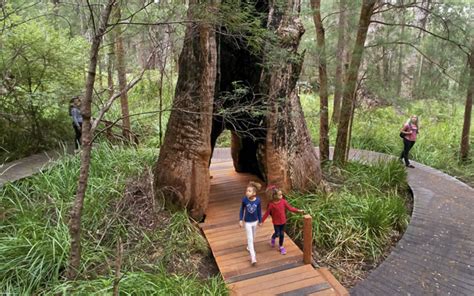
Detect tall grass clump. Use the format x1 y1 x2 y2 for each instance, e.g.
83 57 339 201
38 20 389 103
0 143 153 293
0 143 154 293
0 142 226 294
49 269 227 296
286 160 410 264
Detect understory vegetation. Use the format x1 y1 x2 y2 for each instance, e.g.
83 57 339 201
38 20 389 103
301 95 474 187
286 160 410 287
0 143 226 295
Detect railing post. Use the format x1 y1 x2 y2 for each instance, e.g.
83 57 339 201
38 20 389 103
303 214 312 264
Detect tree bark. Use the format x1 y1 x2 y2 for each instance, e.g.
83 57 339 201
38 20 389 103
334 0 377 164
311 0 329 162
396 0 405 97
460 48 473 161
332 0 347 125
153 0 217 221
262 0 322 192
66 0 115 280
113 6 132 141
107 35 115 99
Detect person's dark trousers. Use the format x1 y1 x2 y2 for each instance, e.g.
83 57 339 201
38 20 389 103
272 224 285 247
73 122 82 149
400 138 415 166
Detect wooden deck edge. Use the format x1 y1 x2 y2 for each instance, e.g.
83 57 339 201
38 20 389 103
318 267 349 296
225 261 305 284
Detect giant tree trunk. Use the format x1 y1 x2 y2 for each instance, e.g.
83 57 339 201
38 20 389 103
262 1 322 192
332 0 347 125
334 0 377 164
66 0 115 280
311 0 329 163
460 48 473 161
155 0 320 218
153 1 217 221
113 6 132 141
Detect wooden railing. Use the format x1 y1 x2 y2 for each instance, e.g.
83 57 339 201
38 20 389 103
303 214 313 264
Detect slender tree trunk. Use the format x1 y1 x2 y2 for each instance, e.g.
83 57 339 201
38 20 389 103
158 61 165 147
66 0 115 280
153 0 217 220
332 0 346 125
334 0 377 164
113 6 132 141
396 0 405 97
460 49 473 161
382 29 390 87
107 37 115 99
311 0 329 162
98 53 104 90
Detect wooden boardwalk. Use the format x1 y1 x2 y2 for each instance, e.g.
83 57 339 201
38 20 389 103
201 157 348 296
0 148 68 188
347 150 474 295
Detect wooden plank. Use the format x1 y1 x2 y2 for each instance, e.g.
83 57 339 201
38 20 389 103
222 255 303 280
232 270 320 295
200 220 237 230
318 268 349 296
215 243 300 265
247 276 328 296
276 282 332 296
217 244 301 267
228 264 313 286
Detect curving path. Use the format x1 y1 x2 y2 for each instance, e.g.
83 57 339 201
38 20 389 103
344 150 474 295
0 149 68 188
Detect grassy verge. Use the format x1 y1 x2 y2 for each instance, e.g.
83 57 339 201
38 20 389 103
0 143 226 295
286 160 411 287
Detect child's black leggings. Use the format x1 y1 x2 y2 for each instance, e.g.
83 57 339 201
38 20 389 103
272 224 285 247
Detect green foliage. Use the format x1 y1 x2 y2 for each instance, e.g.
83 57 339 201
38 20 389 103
160 211 209 263
0 143 155 294
216 130 232 147
0 143 225 294
103 71 176 148
0 12 88 162
286 160 409 262
302 94 474 185
349 100 474 185
48 270 227 296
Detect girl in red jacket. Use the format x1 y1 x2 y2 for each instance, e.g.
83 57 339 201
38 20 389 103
262 186 303 255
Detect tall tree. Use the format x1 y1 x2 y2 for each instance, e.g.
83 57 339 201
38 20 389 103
113 4 132 140
311 0 329 162
332 0 347 125
334 0 377 164
262 0 322 191
66 0 116 280
153 0 217 220
460 43 473 161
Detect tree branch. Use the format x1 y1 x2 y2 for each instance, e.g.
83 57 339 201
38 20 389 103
369 20 470 55
366 40 460 83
